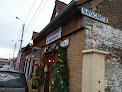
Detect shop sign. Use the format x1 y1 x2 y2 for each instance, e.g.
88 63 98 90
32 57 40 60
46 27 62 45
45 38 69 53
60 38 69 47
33 47 41 50
81 7 108 23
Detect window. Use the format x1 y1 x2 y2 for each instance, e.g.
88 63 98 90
25 59 30 77
55 8 58 17
27 59 31 76
29 59 34 77
55 11 58 17
24 59 28 73
24 58 35 77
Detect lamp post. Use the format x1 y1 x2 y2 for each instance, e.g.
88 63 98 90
16 17 25 70
16 17 25 50
13 43 17 59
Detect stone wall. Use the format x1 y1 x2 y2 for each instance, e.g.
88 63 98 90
85 17 122 92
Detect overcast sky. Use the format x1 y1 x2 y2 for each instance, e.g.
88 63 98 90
0 0 72 59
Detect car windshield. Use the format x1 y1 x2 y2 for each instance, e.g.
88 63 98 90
0 71 27 88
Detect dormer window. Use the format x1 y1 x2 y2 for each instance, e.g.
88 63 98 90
50 0 67 21
55 9 58 17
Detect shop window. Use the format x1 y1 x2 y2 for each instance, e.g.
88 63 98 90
24 59 28 73
25 59 30 77
27 59 31 76
28 59 34 77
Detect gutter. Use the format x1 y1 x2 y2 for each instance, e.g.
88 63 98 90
34 0 76 41
23 0 92 52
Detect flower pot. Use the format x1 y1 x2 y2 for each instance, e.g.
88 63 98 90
30 89 38 92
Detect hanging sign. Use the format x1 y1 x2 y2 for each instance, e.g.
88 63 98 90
44 38 69 53
32 58 40 60
29 40 34 47
46 27 62 45
60 38 69 48
81 7 108 23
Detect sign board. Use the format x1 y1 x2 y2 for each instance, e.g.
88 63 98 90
46 27 62 45
60 38 69 47
32 58 40 60
33 47 41 50
81 7 108 23
44 38 69 53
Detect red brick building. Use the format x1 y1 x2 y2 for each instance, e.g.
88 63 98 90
0 58 10 68
20 0 122 92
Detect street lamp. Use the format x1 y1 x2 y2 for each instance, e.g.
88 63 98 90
16 17 25 50
16 17 25 70
16 17 24 23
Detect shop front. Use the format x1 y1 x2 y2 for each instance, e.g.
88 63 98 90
33 37 70 92
21 0 122 92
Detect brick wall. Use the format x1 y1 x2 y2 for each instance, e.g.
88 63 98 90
91 0 104 6
91 0 122 30
85 17 122 92
62 14 83 37
67 29 85 92
19 52 25 70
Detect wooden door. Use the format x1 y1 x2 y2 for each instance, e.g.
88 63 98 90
44 61 53 92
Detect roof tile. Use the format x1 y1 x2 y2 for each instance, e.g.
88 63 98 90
50 0 67 21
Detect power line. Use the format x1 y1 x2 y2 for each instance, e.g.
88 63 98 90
24 0 49 37
24 0 45 33
24 0 37 23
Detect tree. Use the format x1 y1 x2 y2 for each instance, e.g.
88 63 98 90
49 43 69 92
33 55 45 88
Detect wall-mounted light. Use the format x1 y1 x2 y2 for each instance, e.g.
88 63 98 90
29 40 34 47
48 60 52 62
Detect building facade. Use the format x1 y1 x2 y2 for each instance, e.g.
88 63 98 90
0 58 10 68
20 0 122 92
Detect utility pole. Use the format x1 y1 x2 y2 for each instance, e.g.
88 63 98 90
16 17 25 70
9 54 11 59
16 17 25 50
13 43 17 59
20 24 25 50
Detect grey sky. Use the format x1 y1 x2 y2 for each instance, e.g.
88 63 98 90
0 0 71 59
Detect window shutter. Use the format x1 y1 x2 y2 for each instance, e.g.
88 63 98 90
24 59 28 73
25 59 30 77
29 59 34 77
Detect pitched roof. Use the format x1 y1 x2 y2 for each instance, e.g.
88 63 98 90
23 0 92 52
50 0 67 21
32 31 39 40
56 0 67 13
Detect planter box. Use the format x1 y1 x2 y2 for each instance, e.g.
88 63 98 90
30 89 38 92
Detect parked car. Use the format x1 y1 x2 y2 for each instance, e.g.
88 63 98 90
0 68 28 92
